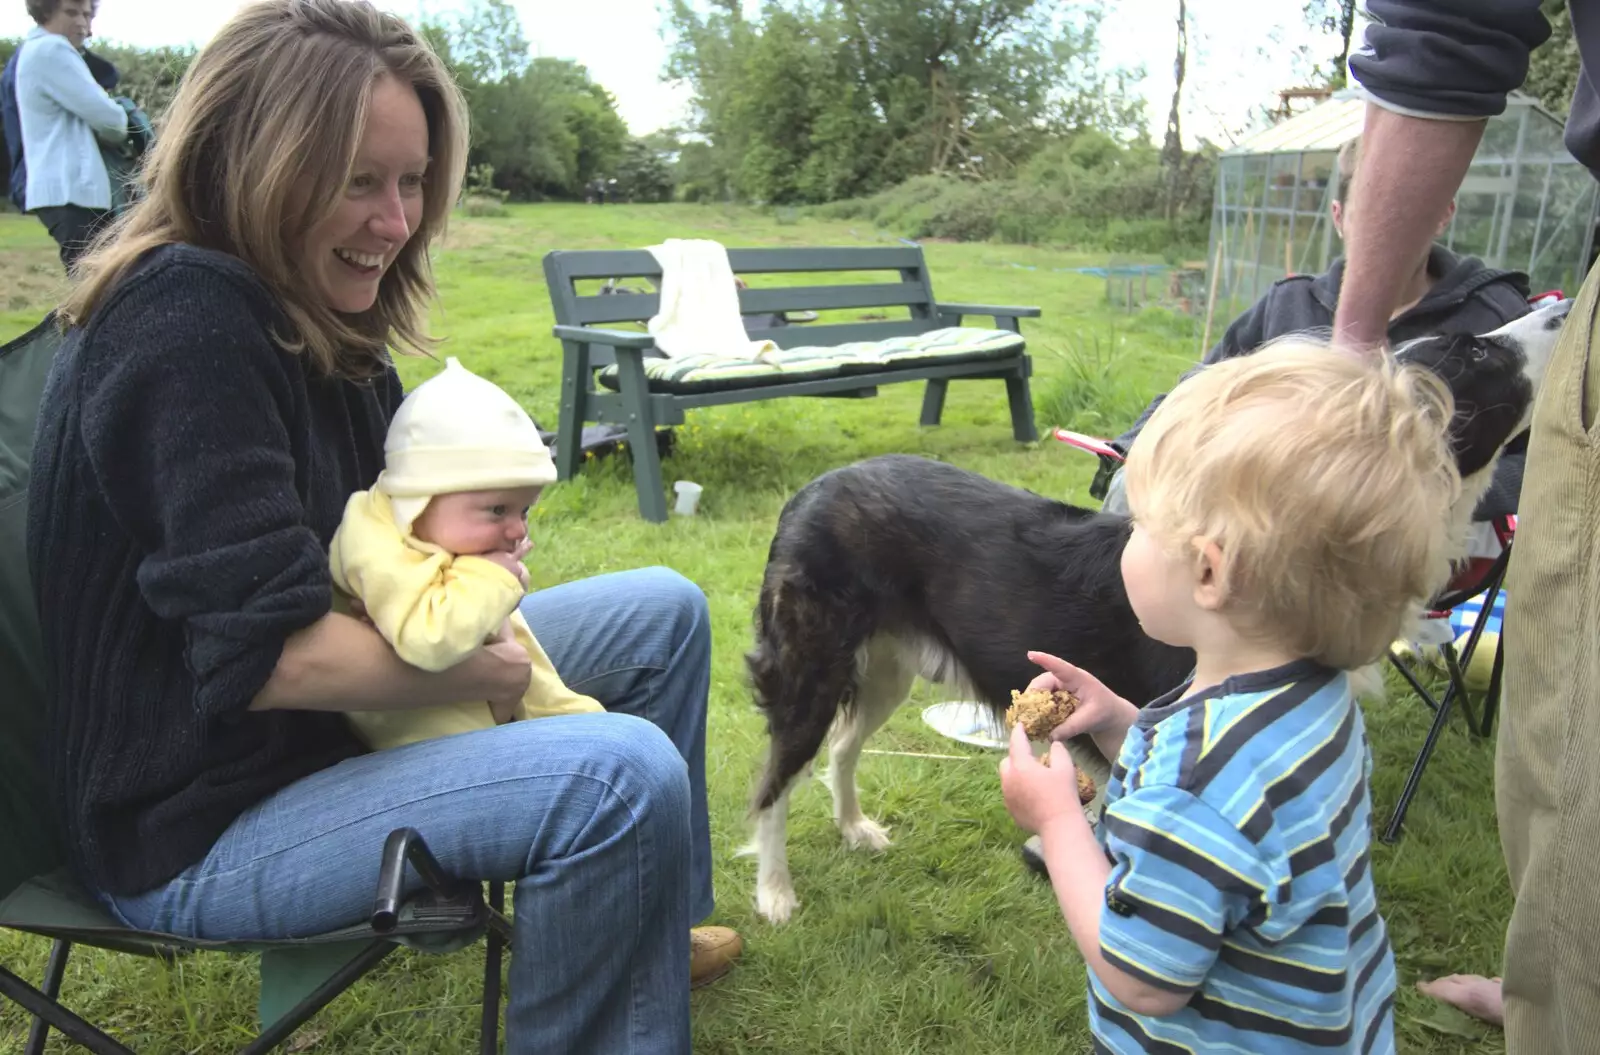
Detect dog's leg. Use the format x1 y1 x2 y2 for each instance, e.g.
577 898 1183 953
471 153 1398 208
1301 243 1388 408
826 637 914 852
744 573 871 924
750 783 801 924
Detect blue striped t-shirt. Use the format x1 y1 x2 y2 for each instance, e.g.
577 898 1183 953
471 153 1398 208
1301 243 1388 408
1090 660 1397 1054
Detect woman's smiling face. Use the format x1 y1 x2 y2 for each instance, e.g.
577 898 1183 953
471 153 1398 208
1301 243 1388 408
297 74 430 315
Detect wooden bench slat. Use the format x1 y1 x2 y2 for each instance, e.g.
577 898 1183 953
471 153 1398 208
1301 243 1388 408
546 246 925 281
568 283 930 325
753 320 930 348
738 283 927 314
570 294 661 325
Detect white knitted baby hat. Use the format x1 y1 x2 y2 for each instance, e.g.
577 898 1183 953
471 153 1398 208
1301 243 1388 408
377 357 555 533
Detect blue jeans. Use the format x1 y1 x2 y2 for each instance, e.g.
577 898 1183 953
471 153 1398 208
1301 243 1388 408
101 567 714 1054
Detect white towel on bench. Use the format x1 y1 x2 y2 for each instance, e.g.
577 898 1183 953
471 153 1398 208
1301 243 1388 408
646 239 779 361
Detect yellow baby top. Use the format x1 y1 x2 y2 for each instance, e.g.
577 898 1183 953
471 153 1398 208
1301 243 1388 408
329 487 602 751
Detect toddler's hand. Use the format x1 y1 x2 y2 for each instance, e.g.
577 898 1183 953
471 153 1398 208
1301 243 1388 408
999 723 1081 835
1025 650 1137 742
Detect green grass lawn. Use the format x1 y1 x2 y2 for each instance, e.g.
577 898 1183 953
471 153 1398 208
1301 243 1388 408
0 204 1509 1053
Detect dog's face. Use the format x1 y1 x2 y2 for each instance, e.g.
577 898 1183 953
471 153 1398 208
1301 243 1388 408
1394 298 1570 488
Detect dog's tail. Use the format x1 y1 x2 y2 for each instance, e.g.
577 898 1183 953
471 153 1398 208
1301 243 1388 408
747 560 874 813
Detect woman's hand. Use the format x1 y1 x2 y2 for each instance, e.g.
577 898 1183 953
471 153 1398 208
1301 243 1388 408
999 723 1083 835
475 618 532 724
1025 650 1141 763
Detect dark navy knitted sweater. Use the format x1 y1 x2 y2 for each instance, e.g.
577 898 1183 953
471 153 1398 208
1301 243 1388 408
27 244 401 896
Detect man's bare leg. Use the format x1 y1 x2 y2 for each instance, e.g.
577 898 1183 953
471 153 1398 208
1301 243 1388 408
1416 975 1505 1026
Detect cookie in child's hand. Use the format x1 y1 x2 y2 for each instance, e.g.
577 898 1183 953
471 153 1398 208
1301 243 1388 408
1005 688 1081 739
1036 750 1097 803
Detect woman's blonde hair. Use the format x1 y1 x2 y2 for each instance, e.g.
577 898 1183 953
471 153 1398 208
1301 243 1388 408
61 0 469 378
1123 340 1463 671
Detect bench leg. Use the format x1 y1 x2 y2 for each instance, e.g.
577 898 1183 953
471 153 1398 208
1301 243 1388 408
919 379 949 427
556 341 590 482
1005 364 1038 442
615 349 669 523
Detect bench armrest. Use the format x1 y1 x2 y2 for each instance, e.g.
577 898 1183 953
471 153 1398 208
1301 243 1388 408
935 302 1042 320
552 324 657 350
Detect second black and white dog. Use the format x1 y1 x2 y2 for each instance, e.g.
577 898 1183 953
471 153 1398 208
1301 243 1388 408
742 300 1571 924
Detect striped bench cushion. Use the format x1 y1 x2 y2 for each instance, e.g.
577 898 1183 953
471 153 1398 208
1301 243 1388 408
595 327 1026 395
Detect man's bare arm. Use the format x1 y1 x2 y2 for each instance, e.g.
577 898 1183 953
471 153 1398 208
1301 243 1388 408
1331 105 1487 353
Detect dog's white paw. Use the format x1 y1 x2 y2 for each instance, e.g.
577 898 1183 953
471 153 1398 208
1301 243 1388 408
756 878 800 924
838 815 892 852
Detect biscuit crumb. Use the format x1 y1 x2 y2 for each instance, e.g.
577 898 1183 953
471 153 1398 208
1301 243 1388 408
1005 688 1081 739
1036 752 1097 803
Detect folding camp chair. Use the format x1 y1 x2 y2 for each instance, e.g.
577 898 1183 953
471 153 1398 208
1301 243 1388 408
1380 517 1513 842
0 315 510 1054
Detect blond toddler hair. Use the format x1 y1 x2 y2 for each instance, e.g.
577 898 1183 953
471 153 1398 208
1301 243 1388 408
1122 339 1463 671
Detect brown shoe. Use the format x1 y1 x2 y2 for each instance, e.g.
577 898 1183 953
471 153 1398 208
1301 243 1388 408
690 926 742 989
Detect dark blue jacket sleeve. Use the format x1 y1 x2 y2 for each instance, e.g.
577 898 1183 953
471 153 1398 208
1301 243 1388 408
1349 0 1552 118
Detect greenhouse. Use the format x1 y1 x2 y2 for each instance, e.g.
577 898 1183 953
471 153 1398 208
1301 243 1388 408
1204 89 1599 331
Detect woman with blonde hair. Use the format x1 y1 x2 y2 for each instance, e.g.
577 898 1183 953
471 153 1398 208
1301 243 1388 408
26 1 738 1049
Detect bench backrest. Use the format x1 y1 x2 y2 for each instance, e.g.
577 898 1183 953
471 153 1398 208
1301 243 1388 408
0 315 66 900
543 245 945 356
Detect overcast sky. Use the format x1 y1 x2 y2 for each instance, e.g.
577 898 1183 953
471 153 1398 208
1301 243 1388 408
0 0 1350 145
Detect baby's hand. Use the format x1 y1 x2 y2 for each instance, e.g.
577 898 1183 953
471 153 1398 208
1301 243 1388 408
481 550 530 590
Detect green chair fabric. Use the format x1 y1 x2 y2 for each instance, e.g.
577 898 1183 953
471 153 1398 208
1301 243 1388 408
0 314 65 905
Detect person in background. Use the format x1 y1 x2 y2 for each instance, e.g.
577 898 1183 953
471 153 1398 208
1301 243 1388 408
1100 137 1531 520
1 1 118 212
1332 2 1600 1047
11 0 127 270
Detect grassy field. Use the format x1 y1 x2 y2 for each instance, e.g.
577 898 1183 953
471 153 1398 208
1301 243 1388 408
0 204 1509 1053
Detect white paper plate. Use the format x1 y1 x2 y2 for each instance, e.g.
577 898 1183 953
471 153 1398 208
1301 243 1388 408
921 700 1009 750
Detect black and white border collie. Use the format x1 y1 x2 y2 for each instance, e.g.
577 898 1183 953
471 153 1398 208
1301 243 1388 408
742 300 1571 924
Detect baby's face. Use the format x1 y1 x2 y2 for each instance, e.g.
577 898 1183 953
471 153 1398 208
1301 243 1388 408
411 485 543 556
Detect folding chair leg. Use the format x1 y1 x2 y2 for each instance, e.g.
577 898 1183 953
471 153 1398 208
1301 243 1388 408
1387 649 1440 713
1481 624 1506 738
0 965 134 1055
1440 643 1484 738
239 941 394 1055
1382 679 1461 844
24 939 72 1055
481 881 506 1055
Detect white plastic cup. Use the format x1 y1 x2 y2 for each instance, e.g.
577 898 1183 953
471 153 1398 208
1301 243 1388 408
673 480 703 516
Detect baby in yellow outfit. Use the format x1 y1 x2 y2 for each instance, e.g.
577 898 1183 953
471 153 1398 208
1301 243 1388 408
331 357 602 750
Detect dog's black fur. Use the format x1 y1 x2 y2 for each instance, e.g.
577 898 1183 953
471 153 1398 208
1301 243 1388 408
743 299 1569 923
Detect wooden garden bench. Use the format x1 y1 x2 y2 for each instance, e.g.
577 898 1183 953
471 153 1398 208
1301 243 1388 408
542 245 1042 522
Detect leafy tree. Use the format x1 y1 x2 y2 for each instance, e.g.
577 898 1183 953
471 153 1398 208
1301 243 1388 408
1302 0 1356 88
1526 0 1578 116
615 137 675 201
666 0 1140 205
418 2 630 199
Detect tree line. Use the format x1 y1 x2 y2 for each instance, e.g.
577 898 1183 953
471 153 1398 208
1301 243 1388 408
1 0 1583 252
0 0 672 209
